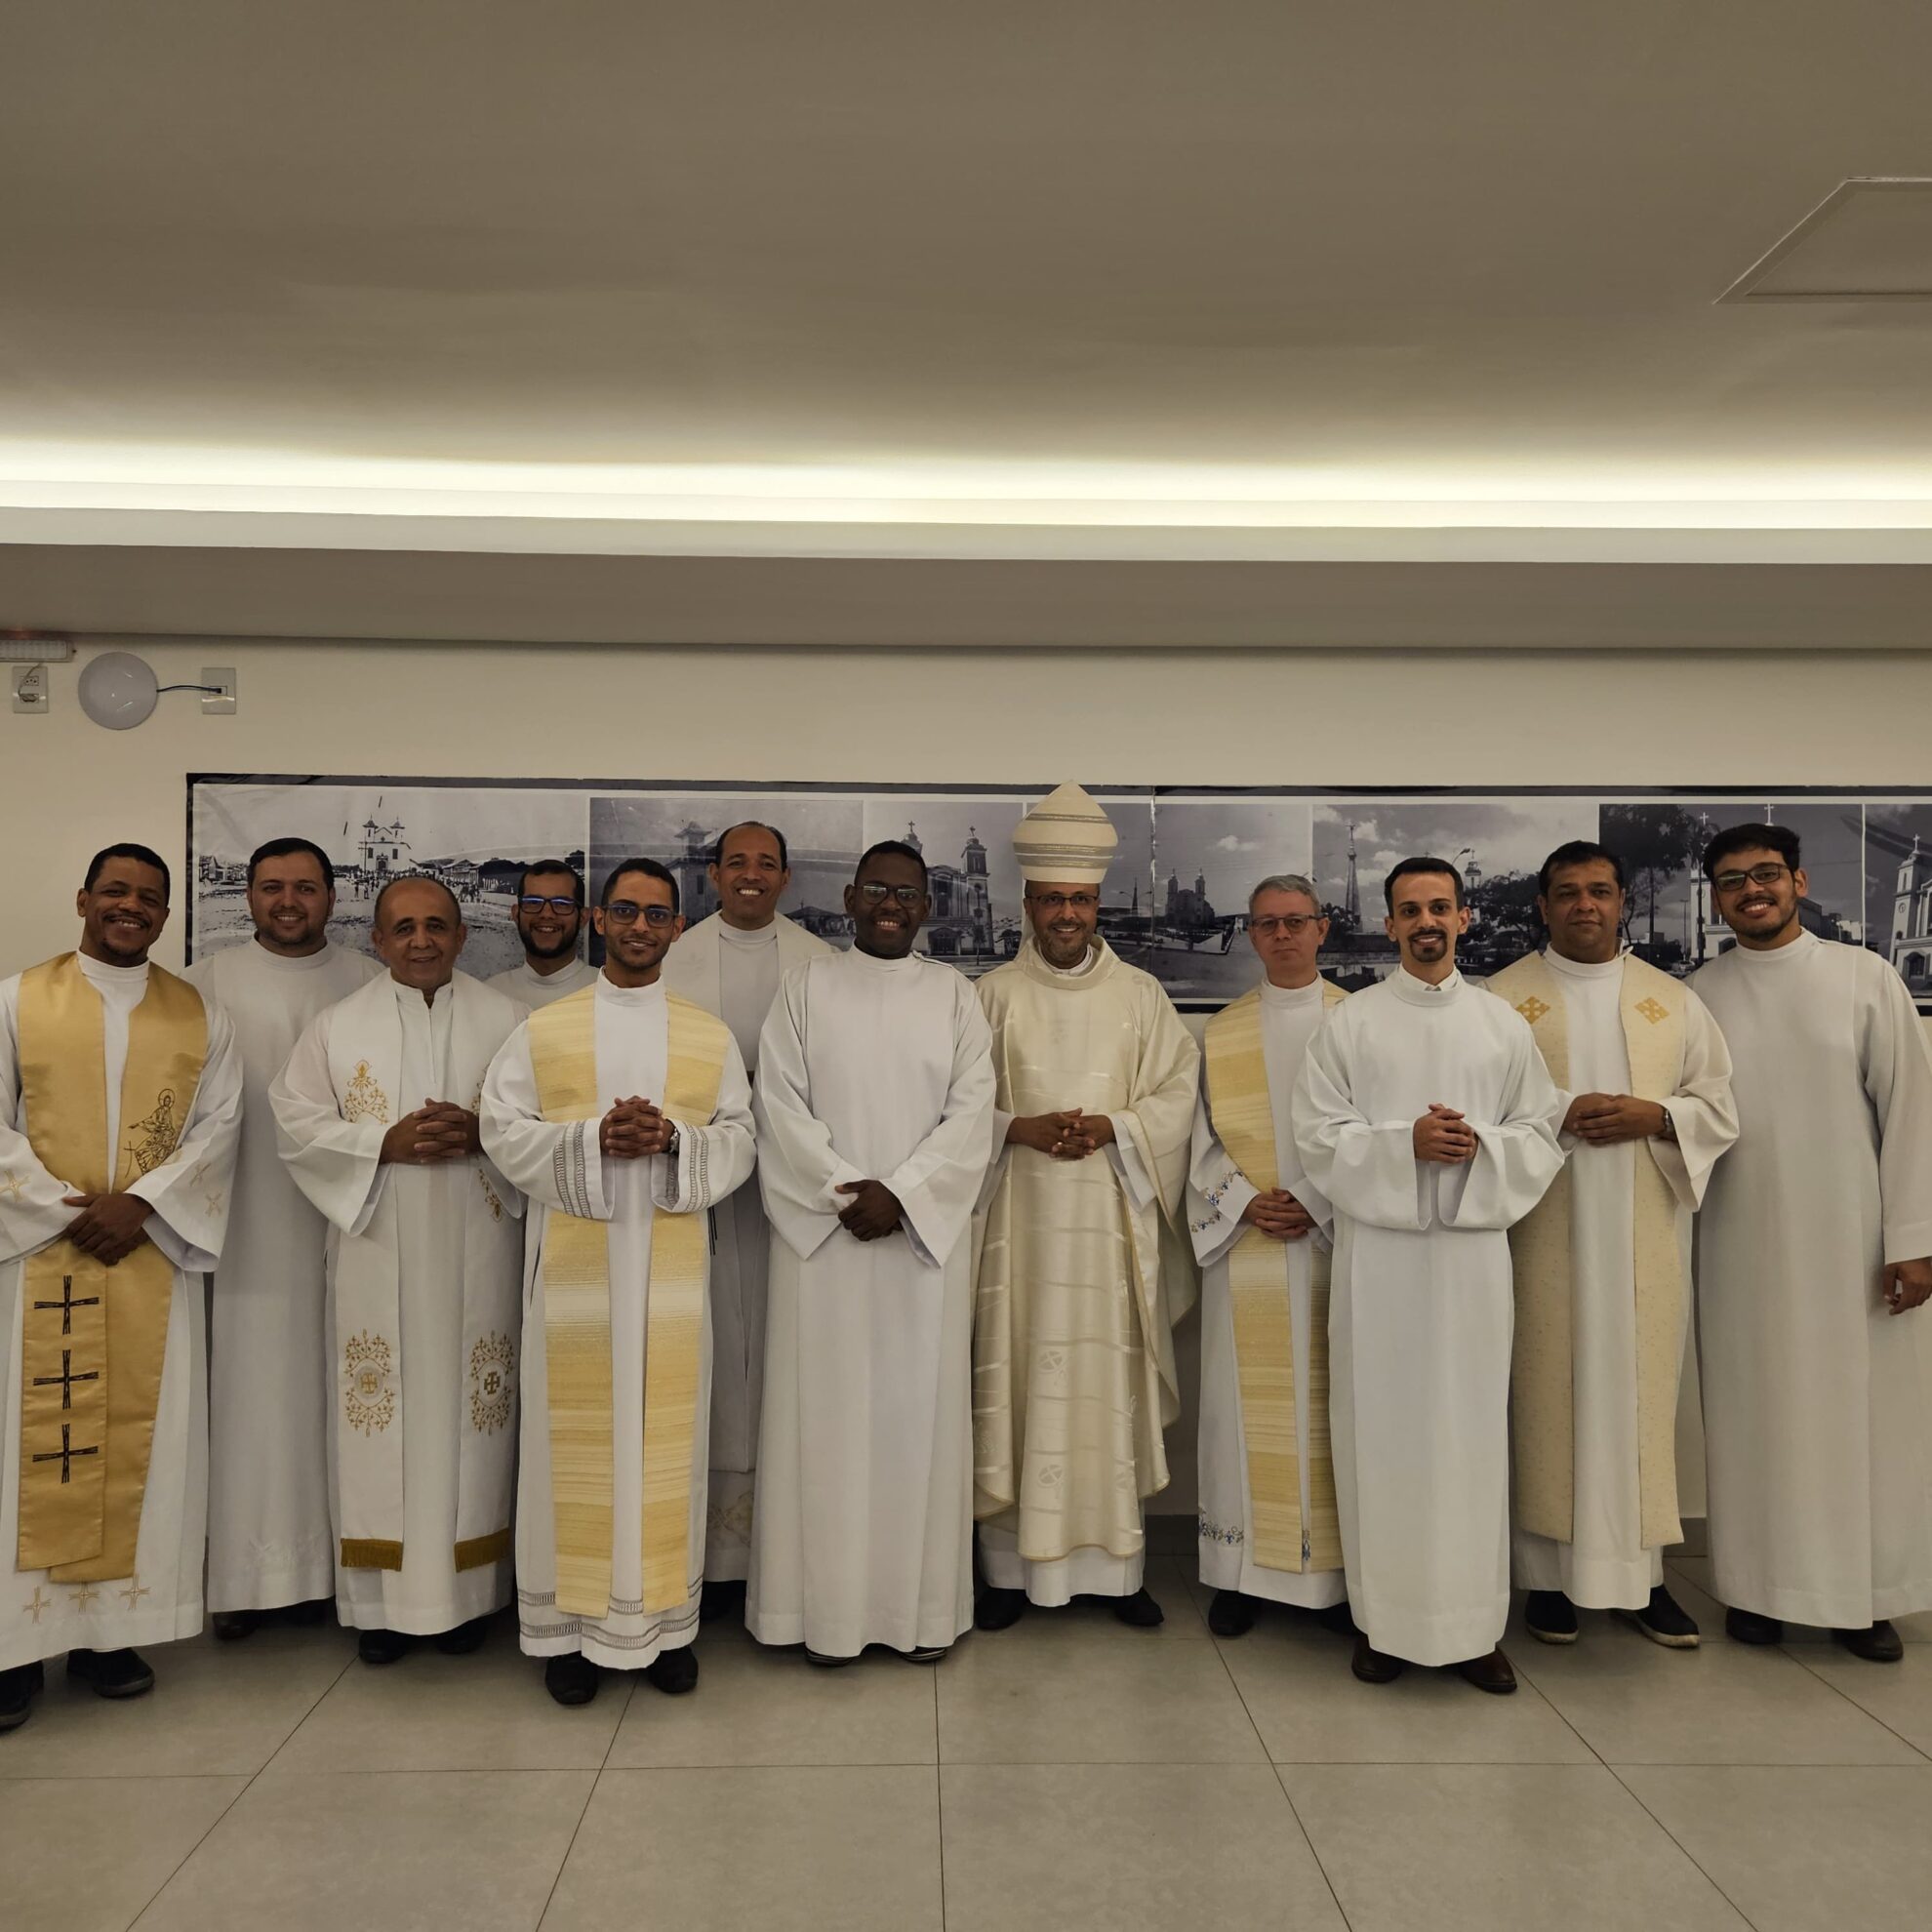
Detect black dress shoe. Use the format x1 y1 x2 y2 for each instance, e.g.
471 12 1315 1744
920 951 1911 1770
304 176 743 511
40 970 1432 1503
1111 1587 1165 1629
974 1587 1026 1631
1619 1586 1700 1649
700 1579 746 1624
544 1653 600 1707
1724 1606 1783 1646
1351 1633 1404 1683
66 1647 155 1699
0 1659 44 1731
645 1645 699 1695
1208 1590 1257 1637
281 1597 334 1628
902 1644 949 1664
1524 1590 1579 1644
433 1616 492 1655
358 1627 411 1666
1834 1620 1905 1663
1457 1647 1517 1694
212 1609 262 1641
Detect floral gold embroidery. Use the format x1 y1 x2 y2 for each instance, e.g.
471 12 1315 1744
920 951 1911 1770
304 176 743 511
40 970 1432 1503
475 1165 504 1223
468 1331 515 1433
343 1329 397 1434
343 1061 389 1124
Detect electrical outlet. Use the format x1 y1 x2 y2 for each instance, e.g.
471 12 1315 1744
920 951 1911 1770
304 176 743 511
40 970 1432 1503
201 666 237 715
11 664 50 714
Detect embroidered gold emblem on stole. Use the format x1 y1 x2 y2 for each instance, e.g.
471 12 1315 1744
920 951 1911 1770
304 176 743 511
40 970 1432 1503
343 1061 389 1123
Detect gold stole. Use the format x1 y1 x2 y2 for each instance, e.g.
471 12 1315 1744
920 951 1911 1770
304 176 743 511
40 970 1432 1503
1490 951 1685 1547
16 953 207 1578
527 986 728 1619
1201 981 1348 1574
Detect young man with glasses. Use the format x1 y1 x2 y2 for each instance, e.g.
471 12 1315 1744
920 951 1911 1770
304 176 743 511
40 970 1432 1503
1689 823 1932 1663
487 862 595 1010
1187 874 1356 1641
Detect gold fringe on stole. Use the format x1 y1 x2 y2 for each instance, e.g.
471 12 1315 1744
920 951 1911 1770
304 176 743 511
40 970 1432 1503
1202 982 1347 1575
340 1537 404 1571
454 1527 511 1572
1490 953 1687 1548
528 986 728 1620
16 954 206 1578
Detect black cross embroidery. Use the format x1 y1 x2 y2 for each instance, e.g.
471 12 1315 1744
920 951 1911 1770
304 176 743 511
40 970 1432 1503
31 1422 100 1483
32 1275 101 1337
31 1348 100 1412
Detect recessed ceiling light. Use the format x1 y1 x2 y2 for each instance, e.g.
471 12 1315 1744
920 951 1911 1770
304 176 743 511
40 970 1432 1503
1719 177 1932 302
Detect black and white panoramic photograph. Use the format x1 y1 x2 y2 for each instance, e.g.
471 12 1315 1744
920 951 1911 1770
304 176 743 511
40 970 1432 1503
1309 797 1598 987
189 780 590 979
1864 803 1932 998
859 795 1028 976
1599 798 1867 979
1143 795 1315 1005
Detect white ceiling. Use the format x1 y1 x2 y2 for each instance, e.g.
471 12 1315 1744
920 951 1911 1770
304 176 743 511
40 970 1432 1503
4 2 1932 569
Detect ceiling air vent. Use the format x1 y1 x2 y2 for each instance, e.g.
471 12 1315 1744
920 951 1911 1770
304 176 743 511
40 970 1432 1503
1718 177 1932 302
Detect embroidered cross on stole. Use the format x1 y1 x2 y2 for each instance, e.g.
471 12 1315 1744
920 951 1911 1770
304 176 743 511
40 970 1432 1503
528 986 728 1620
15 953 207 1578
1202 981 1348 1575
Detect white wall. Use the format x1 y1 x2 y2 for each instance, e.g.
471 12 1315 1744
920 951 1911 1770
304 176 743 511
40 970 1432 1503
10 636 1928 1522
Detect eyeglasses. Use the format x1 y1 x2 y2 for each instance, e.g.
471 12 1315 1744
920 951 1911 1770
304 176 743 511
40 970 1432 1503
519 896 580 914
1028 892 1099 912
1250 913 1321 937
856 882 926 907
603 902 677 928
1711 864 1791 895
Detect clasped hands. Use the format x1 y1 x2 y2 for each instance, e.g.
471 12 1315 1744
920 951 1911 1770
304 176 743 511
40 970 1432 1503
1239 1188 1315 1241
1414 1104 1479 1164
599 1097 677 1161
1561 1092 1668 1146
1009 1108 1116 1161
835 1178 905 1241
60 1191 153 1266
380 1102 482 1166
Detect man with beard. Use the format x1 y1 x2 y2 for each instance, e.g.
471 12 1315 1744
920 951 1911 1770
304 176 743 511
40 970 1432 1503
1691 823 1932 1661
185 836 381 1638
1488 841 1736 1650
973 785 1199 1630
488 861 595 1010
661 821 829 1606
272 876 526 1665
1 845 241 1731
482 858 756 1704
747 842 996 1664
1294 858 1562 1692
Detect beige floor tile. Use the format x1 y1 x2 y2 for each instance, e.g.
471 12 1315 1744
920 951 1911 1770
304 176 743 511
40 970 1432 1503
1223 1619 1594 1764
541 1766 942 1931
0 1625 355 1780
1783 1643 1932 1757
1623 1764 1932 1932
606 1637 936 1767
1666 1556 1932 1643
138 1768 593 1932
0 1774 245 1932
939 1630 1265 1762
1282 1763 1749 1931
272 1625 632 1772
941 1762 1347 1931
1514 1619 1922 1764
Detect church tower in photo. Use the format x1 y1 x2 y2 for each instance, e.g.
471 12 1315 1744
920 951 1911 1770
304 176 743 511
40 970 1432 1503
1891 835 1932 989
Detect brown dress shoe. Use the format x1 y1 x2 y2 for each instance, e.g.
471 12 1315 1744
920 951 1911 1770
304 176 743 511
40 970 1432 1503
1833 1621 1905 1663
1456 1647 1517 1694
1351 1633 1404 1683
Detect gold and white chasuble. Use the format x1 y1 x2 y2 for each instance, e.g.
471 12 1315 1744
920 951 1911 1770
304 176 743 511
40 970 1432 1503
2 953 241 1670
1188 978 1348 1608
479 977 755 1667
973 940 1200 1593
1486 948 1736 1604
271 969 526 1633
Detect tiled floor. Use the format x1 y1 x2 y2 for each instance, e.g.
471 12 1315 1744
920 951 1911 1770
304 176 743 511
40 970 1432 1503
6 1527 1929 1932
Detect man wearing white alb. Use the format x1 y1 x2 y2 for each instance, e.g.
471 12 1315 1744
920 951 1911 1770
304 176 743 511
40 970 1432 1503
1294 857 1563 1693
485 861 596 1011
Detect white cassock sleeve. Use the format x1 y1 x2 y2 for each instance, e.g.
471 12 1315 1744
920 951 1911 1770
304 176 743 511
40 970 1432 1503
875 985 997 1268
1186 1083 1258 1269
125 998 244 1269
752 967 864 1261
1293 1018 1431 1231
1651 988 1739 1212
655 1036 756 1216
1859 962 1932 1266
476 1025 611 1223
270 1010 387 1237
1433 1024 1565 1231
1107 991 1202 1223
0 982 91 1265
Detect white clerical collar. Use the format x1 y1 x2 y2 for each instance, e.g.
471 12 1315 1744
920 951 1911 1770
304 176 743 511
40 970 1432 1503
1729 928 1817 964
245 939 344 973
1259 976 1325 1008
846 946 917 973
1390 965 1462 1006
77 952 147 988
391 976 452 1008
597 974 666 1004
1543 946 1625 983
1047 944 1101 978
718 919 780 949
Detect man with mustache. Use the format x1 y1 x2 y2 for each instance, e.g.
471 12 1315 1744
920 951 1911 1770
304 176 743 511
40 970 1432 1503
1 845 242 1731
185 836 381 1639
487 861 595 1011
661 821 829 1611
973 785 1200 1630
271 874 526 1666
1489 841 1737 1651
747 841 996 1663
1690 822 1932 1662
1294 857 1563 1692
482 858 756 1704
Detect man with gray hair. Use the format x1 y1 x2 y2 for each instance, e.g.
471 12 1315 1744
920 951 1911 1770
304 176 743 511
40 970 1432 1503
1187 874 1352 1638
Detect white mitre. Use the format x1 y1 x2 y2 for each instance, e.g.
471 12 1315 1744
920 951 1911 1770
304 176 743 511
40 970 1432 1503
1014 782 1118 885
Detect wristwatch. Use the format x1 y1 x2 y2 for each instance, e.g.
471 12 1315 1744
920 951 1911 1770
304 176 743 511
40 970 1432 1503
663 1124 681 1161
1654 1107 1677 1145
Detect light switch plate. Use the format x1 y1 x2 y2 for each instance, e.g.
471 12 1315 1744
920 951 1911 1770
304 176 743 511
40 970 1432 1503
201 666 237 714
11 664 51 713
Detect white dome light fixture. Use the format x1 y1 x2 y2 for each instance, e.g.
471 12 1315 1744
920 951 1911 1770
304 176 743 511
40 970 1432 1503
76 651 161 730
